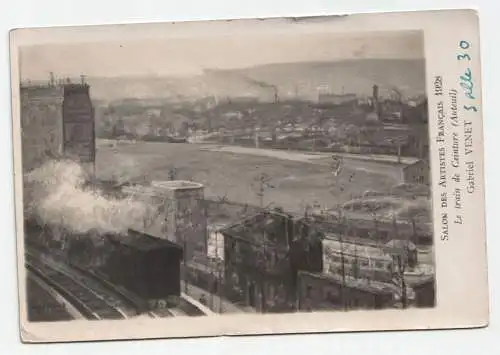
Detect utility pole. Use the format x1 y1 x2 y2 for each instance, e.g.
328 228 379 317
337 206 347 311
218 256 223 314
254 173 274 209
49 72 55 87
254 126 260 149
398 254 408 309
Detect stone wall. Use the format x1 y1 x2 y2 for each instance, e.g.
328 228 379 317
20 86 64 173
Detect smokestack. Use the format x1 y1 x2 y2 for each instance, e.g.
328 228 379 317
49 72 55 87
372 84 380 115
372 84 379 103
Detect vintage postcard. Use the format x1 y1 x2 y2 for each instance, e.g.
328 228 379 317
9 9 488 343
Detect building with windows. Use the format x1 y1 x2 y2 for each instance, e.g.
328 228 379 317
322 237 394 281
20 82 95 174
221 210 323 313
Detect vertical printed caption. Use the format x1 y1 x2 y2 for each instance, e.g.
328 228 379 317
434 39 479 243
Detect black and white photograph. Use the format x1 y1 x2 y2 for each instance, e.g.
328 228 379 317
10 10 488 342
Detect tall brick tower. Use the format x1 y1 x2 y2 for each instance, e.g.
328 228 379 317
20 85 64 172
62 83 96 177
150 180 207 263
19 80 95 177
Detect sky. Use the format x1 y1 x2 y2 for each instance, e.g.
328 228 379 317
19 30 424 81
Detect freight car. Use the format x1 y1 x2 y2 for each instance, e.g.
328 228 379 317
103 229 183 305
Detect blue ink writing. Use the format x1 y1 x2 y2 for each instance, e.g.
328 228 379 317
457 40 478 112
460 68 475 100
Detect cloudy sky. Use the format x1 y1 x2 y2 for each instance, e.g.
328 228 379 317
19 30 423 81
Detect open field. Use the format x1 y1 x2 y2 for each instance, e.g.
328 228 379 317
95 140 408 213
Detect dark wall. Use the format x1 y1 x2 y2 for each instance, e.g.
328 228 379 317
144 248 182 299
62 84 95 163
414 280 435 308
103 244 182 300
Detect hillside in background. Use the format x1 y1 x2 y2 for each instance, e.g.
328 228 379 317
82 59 426 102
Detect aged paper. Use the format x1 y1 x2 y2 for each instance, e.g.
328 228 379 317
9 9 488 343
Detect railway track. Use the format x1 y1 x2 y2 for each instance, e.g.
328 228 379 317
68 262 174 318
25 252 127 320
25 245 174 319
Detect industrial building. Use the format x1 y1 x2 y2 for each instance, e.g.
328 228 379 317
20 80 95 174
20 85 64 173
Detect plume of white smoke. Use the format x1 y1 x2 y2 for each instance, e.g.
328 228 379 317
24 159 150 235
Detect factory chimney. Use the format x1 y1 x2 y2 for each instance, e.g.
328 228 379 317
372 84 379 104
372 84 380 116
49 72 55 87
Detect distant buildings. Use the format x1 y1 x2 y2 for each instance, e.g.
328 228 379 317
402 159 431 185
317 93 358 107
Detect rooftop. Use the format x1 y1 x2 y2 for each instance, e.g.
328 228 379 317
220 210 306 247
405 274 435 288
107 229 182 253
322 237 392 261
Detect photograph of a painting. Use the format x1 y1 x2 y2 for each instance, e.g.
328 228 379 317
16 22 435 326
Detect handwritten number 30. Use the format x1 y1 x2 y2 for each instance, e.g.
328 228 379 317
458 40 471 61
